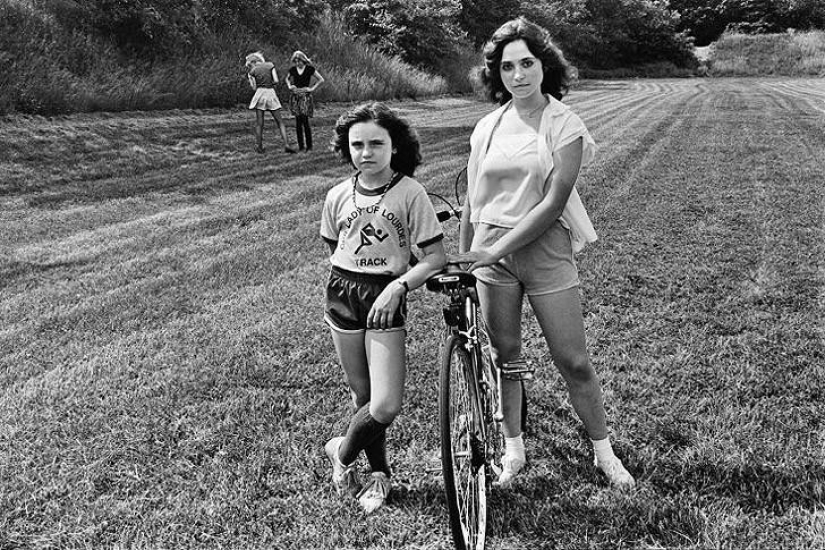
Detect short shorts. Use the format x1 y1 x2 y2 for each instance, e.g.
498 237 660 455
248 87 282 111
324 266 407 332
471 221 579 296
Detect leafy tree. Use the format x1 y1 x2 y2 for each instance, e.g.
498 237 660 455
785 0 825 29
457 0 522 47
668 0 726 45
343 0 469 68
530 0 695 70
670 0 825 45
200 0 326 39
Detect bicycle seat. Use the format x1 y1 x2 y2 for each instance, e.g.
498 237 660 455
426 265 476 292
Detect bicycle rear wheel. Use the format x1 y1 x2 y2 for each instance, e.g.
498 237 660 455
440 334 487 550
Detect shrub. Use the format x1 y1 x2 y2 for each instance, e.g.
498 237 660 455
708 30 825 76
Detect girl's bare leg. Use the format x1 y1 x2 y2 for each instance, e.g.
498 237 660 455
528 288 607 440
477 282 524 437
254 110 264 152
270 110 295 152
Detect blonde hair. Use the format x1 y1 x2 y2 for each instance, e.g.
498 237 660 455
291 50 312 65
245 51 265 68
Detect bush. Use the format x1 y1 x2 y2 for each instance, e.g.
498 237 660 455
708 30 825 76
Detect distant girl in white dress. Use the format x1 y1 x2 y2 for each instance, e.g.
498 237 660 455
245 51 296 154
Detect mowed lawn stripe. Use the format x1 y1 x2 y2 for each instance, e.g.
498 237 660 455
580 79 824 546
2 83 824 549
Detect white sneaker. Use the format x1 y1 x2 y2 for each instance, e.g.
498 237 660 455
325 437 361 497
496 453 527 486
358 472 391 514
595 456 636 489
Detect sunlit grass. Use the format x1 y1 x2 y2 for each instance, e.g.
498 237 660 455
1 79 824 549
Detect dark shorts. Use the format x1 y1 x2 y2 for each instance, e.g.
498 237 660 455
324 266 407 332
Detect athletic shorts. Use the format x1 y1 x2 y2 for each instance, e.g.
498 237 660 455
324 266 407 332
471 221 579 296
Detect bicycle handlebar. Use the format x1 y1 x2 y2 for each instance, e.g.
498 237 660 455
436 209 461 223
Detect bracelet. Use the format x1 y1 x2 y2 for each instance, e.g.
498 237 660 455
397 279 410 293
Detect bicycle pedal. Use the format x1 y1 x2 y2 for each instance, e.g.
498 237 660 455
500 359 535 381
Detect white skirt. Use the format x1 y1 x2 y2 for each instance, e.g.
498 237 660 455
248 88 282 111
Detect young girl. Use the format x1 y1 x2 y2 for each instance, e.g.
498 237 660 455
244 51 296 154
320 102 446 513
286 50 325 152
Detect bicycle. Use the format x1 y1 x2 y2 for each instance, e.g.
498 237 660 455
426 170 534 550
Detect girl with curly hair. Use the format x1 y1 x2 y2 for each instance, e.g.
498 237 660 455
454 17 636 489
320 102 446 512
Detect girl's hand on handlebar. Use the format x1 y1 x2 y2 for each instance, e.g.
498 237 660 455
448 251 498 272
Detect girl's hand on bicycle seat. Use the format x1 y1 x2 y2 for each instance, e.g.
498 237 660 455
367 283 405 329
449 250 499 272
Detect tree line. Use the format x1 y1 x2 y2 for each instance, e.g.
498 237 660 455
14 0 825 71
2 0 824 114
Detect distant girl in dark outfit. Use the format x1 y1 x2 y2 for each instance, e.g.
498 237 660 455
286 51 325 152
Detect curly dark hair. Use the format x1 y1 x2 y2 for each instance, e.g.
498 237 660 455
331 102 422 177
478 17 575 104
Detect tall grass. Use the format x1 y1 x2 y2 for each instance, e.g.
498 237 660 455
289 12 450 102
0 4 452 115
708 30 825 76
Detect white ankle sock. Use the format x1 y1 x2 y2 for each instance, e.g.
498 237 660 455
591 437 616 464
504 434 526 460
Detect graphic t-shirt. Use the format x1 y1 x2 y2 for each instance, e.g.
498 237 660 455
320 175 444 275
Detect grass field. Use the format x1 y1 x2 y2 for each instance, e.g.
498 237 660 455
2 78 824 549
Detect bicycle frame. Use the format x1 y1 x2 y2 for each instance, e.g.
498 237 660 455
443 284 491 443
427 168 506 550
427 264 504 550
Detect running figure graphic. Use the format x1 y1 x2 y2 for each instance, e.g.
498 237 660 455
355 223 389 254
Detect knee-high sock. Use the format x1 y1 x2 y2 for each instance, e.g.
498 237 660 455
363 430 391 476
339 403 390 467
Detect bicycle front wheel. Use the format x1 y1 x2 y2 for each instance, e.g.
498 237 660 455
440 334 487 550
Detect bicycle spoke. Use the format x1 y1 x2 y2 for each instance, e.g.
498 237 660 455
440 335 488 550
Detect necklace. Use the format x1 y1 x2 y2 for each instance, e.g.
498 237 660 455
514 98 548 119
351 171 398 210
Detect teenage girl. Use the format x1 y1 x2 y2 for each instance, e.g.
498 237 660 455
320 102 447 513
286 50 325 152
245 51 296 154
454 17 636 489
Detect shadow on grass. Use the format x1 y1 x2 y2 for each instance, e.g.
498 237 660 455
0 258 90 291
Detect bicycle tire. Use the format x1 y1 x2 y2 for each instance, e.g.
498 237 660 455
440 334 488 550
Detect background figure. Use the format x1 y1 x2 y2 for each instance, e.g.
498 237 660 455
321 102 446 514
245 51 296 154
454 17 636 489
286 50 325 152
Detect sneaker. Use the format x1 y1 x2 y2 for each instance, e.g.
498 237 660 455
595 456 636 489
495 453 526 486
284 147 297 154
358 472 391 514
325 437 361 497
